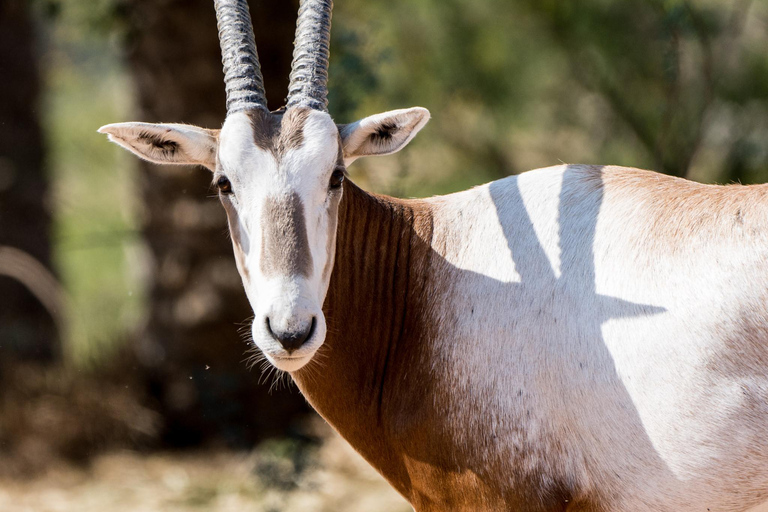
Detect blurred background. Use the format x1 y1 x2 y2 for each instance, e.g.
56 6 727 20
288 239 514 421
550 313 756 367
0 0 766 510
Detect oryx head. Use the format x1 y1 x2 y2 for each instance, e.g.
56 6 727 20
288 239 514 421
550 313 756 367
99 0 430 372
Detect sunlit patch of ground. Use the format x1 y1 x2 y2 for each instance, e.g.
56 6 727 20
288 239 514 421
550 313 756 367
0 432 411 512
5 439 768 512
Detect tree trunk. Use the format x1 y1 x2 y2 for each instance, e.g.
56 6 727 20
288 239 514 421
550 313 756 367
0 0 59 362
123 0 307 447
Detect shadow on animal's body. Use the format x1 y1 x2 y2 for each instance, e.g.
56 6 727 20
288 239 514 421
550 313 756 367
294 166 768 511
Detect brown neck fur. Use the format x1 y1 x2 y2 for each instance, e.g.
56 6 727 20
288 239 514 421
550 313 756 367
292 180 440 499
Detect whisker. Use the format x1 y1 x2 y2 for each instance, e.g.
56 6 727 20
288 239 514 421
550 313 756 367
269 369 288 393
236 315 255 329
259 363 277 386
244 351 266 371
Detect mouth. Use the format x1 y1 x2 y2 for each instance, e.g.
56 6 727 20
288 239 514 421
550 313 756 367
272 355 306 361
266 351 315 372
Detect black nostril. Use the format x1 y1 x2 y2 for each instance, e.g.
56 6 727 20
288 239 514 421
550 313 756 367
266 316 316 352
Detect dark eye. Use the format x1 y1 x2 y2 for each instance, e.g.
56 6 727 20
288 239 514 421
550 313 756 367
329 168 345 190
216 176 233 195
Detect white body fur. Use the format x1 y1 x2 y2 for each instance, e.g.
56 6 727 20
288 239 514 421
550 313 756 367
418 163 768 511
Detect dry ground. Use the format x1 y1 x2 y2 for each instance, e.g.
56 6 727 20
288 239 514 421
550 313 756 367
3 435 768 512
0 431 411 512
0 362 411 511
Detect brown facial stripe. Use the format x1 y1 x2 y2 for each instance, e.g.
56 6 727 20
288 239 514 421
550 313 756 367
247 107 312 162
260 192 313 278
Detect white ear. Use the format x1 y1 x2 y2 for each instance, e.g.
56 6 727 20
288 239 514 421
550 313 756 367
339 107 430 166
98 122 219 170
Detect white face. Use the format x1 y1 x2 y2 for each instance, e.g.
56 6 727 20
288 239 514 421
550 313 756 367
216 109 344 372
99 105 430 373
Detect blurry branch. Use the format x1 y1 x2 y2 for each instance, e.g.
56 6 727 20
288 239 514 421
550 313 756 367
725 0 753 48
583 61 658 166
660 2 715 178
717 0 754 89
0 246 69 338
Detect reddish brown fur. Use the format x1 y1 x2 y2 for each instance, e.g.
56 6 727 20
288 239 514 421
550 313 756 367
598 166 768 253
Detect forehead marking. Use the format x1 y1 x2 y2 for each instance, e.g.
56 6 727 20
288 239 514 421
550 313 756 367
247 107 312 161
261 192 313 278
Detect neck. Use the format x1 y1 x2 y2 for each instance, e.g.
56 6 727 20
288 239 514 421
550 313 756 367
292 181 438 495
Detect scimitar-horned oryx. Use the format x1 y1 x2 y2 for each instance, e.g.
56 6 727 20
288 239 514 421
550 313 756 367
99 0 768 510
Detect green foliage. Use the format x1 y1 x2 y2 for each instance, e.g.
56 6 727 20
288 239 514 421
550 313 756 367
330 0 768 194
41 7 144 367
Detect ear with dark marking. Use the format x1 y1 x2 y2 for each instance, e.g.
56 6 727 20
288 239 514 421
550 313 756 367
339 107 430 166
98 122 219 171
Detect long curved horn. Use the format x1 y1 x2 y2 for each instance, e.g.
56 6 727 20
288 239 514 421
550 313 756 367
286 0 333 111
214 0 268 114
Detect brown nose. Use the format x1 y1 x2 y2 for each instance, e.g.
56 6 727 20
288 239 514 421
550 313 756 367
266 316 316 352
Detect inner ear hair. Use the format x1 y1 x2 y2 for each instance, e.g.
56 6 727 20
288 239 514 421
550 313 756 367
137 131 180 156
374 122 399 141
366 122 408 152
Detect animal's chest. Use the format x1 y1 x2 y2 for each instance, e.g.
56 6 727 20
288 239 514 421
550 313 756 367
399 468 595 512
372 375 601 512
380 438 602 512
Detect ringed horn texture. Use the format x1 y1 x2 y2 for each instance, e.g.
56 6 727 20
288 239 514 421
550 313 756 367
286 0 333 111
214 0 268 114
